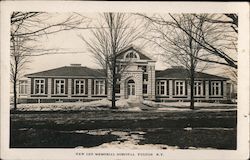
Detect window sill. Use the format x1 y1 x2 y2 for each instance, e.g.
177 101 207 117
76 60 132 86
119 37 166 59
209 96 223 98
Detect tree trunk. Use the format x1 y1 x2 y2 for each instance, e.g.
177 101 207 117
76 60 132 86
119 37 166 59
111 78 117 109
13 80 17 110
190 69 195 110
111 59 117 109
190 52 195 110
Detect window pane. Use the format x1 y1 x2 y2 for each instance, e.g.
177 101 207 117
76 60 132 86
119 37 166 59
41 85 44 93
81 85 84 94
76 85 79 94
115 84 120 93
100 85 104 94
25 85 27 94
180 86 183 95
176 85 179 95
128 85 130 95
96 83 99 94
157 85 160 95
143 84 147 94
130 52 133 58
132 85 135 95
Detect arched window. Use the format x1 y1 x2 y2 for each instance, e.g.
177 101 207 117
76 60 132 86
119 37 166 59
125 52 137 59
128 79 135 84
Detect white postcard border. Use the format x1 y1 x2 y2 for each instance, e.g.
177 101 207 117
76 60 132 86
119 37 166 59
0 1 249 160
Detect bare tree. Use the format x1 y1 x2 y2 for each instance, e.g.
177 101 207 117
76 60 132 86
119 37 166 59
10 12 90 109
81 13 145 109
198 14 238 33
169 13 238 69
144 14 211 109
10 37 31 110
139 13 238 69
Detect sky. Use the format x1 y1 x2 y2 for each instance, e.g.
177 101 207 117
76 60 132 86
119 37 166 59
24 13 170 75
26 29 169 74
21 13 235 78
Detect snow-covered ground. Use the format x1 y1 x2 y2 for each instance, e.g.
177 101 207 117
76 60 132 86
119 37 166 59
14 98 141 111
73 129 215 150
143 100 236 107
143 100 236 111
13 99 236 111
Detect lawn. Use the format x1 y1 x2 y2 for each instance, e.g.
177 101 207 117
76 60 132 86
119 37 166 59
10 108 237 149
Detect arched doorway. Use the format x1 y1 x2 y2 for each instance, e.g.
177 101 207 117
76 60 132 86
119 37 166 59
127 79 135 98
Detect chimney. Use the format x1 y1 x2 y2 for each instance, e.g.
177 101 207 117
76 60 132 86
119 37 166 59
70 64 81 67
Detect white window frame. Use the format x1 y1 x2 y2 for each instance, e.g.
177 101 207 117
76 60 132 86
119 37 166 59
94 79 105 95
211 81 221 96
74 79 85 95
19 80 28 95
194 81 203 96
54 79 65 95
124 51 139 60
34 78 45 95
175 80 185 96
157 80 167 95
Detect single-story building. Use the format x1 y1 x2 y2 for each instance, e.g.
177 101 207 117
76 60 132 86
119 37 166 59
16 46 232 103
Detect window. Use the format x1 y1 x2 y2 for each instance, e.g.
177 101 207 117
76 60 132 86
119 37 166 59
157 80 166 95
74 79 85 95
54 79 65 94
143 74 148 81
211 81 221 96
175 81 185 96
19 80 28 94
95 80 105 95
142 66 147 72
34 79 45 94
194 81 203 96
125 52 137 59
127 79 135 96
115 83 120 93
143 84 147 94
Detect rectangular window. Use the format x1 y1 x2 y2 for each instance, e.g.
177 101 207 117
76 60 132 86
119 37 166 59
54 79 65 94
157 80 166 95
34 79 45 94
194 81 203 96
115 83 120 93
143 74 148 81
211 81 221 96
74 79 85 95
19 80 28 94
95 80 105 95
143 84 147 94
175 81 185 96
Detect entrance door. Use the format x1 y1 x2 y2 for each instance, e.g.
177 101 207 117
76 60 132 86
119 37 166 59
127 79 135 98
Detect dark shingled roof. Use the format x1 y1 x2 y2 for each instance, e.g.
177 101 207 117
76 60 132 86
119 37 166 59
156 68 228 80
117 46 152 60
26 66 105 78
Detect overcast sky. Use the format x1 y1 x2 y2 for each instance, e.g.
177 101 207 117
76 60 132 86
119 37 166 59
24 13 170 75
22 13 234 77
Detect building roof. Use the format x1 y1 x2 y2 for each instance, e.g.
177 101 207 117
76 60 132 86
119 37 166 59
26 65 227 80
156 68 228 80
117 46 152 60
26 66 105 78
